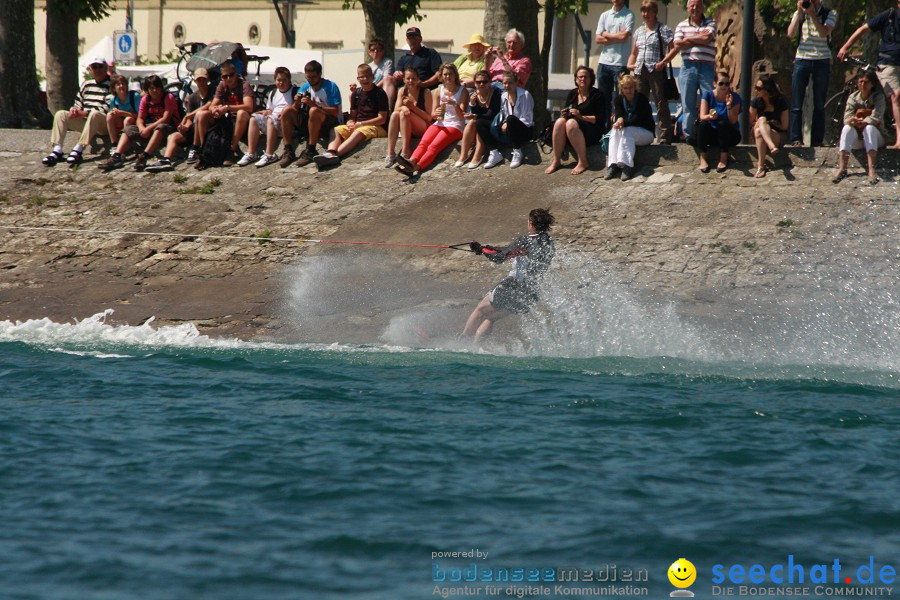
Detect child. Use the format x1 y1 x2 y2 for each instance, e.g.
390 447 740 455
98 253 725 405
104 74 141 151
313 64 389 169
98 75 179 171
237 66 298 167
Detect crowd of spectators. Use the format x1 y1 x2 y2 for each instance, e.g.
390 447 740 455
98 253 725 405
39 1 900 184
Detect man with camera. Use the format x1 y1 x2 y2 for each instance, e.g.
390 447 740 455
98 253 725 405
838 0 900 149
787 0 836 147
278 60 343 167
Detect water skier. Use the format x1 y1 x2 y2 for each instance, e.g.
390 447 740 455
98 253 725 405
462 208 555 343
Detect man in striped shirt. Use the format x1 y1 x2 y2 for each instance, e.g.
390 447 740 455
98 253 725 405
42 58 112 167
664 0 716 140
787 0 836 147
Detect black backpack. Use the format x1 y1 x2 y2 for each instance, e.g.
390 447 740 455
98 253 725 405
200 116 234 167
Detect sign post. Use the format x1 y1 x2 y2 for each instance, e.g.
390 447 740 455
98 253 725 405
114 30 138 65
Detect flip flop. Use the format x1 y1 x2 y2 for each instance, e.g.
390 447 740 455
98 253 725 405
755 166 767 178
831 170 847 184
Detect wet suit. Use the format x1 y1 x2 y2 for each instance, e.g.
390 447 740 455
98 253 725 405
472 232 555 314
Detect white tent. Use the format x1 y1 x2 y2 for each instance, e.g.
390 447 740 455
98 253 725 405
79 35 115 72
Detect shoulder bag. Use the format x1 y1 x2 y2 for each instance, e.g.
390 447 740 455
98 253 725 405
656 25 680 101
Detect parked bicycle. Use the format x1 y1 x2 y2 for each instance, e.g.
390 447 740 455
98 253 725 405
164 41 208 106
244 53 275 112
824 56 886 146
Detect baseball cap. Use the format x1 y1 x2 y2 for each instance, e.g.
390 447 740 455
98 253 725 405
405 27 422 37
193 67 209 79
89 57 108 66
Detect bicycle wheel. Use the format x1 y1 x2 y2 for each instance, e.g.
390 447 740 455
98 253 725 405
823 90 847 147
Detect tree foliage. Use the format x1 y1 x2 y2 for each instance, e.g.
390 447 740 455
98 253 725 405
44 0 113 21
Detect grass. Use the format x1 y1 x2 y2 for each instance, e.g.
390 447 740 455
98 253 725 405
256 229 272 244
26 195 47 208
719 245 733 254
776 219 794 228
0 194 9 204
173 174 187 184
741 241 757 250
180 178 222 195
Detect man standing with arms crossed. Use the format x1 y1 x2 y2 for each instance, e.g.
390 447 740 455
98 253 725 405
595 0 635 130
664 0 716 142
838 0 900 149
787 0 836 147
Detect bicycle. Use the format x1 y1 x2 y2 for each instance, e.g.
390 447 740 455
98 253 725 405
244 53 275 112
823 56 884 146
164 41 208 106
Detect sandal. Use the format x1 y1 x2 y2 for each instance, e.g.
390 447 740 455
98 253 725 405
66 150 83 165
868 176 880 186
831 170 847 184
716 164 727 173
42 150 64 167
754 166 767 178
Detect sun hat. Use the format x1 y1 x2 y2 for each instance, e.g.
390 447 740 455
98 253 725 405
463 33 490 49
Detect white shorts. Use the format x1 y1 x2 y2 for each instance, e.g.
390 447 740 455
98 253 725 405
253 113 283 137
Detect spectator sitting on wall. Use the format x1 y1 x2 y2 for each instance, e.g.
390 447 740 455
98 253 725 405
390 27 444 90
278 60 343 168
485 29 533 89
145 68 215 172
42 57 111 167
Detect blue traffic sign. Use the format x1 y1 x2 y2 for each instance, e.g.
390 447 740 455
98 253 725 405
118 35 132 53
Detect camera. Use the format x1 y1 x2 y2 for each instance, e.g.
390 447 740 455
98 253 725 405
801 1 810 8
561 108 572 118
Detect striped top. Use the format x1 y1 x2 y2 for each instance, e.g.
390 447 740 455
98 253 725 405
796 8 836 60
674 17 717 63
74 77 112 113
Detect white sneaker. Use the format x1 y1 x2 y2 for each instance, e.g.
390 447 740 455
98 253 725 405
510 149 523 169
484 149 503 169
255 153 278 168
237 152 256 167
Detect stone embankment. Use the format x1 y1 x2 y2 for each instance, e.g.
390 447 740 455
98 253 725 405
0 128 896 342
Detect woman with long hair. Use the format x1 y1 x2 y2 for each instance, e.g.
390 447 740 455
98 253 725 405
395 63 469 176
384 67 434 168
545 66 605 175
696 70 743 173
455 70 500 168
833 69 886 186
749 76 788 178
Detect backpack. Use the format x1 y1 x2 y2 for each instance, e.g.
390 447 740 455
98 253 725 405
200 116 234 167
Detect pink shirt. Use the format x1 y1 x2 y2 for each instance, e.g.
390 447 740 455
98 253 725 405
489 53 533 87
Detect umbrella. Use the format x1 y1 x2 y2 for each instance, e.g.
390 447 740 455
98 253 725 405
186 41 242 73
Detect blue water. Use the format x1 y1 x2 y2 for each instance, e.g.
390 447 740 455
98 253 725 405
1 314 898 600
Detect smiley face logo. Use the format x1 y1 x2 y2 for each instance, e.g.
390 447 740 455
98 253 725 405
668 558 697 588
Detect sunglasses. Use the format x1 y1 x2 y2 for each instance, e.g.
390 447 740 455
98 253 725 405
717 81 730 86
222 73 236 79
474 80 489 85
90 64 106 69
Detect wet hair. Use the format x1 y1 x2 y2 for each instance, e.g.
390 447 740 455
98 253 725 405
144 74 164 91
110 74 128 89
756 76 782 101
274 66 291 81
440 62 461 86
529 208 555 233
574 65 595 88
305 60 323 75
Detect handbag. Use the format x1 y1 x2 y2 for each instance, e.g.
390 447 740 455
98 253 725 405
600 131 612 154
853 107 873 133
656 25 680 101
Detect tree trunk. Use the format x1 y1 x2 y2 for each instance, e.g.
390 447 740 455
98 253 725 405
540 0 555 117
361 0 397 64
45 9 80 113
0 0 51 127
484 0 548 128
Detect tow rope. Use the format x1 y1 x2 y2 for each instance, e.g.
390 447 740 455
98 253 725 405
0 225 475 252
